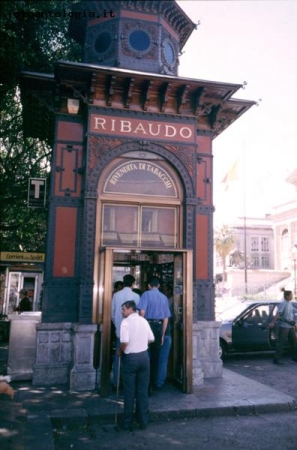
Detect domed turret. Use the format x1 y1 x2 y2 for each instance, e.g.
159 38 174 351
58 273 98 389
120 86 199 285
68 0 196 75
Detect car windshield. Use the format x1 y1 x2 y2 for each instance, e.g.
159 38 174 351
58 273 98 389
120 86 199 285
217 302 254 321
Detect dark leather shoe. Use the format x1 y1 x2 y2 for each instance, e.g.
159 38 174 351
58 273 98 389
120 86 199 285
139 423 147 430
273 359 284 365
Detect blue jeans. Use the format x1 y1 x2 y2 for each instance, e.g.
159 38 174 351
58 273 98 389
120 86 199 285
156 335 172 388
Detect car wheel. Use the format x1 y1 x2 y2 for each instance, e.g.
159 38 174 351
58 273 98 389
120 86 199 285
219 340 227 360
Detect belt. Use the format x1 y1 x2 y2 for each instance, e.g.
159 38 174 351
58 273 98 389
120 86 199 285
147 319 163 324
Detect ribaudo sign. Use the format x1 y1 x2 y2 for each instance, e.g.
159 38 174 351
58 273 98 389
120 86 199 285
89 115 195 142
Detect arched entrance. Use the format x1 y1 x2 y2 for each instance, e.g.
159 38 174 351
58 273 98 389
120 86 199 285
93 151 193 395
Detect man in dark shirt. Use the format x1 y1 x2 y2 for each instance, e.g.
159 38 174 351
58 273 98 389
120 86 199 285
15 289 32 313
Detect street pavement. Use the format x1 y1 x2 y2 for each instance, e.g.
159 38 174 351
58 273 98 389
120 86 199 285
1 343 297 449
224 351 297 401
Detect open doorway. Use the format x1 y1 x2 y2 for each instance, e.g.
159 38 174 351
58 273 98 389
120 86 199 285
94 248 193 396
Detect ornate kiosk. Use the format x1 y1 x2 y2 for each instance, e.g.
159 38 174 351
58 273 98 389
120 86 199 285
20 1 254 393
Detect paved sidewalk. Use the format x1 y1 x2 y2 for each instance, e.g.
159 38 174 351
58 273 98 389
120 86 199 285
1 339 296 449
1 367 296 450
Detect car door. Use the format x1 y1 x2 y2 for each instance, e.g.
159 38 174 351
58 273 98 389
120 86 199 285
232 304 271 351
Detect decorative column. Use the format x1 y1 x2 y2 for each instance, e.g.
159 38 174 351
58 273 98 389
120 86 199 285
70 324 97 391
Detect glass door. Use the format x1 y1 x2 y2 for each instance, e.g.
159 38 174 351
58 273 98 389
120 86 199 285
172 252 193 392
94 247 113 397
94 248 193 396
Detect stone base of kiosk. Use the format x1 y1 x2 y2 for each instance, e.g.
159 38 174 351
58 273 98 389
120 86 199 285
192 321 223 386
33 323 97 390
32 322 72 386
32 321 222 390
69 324 97 391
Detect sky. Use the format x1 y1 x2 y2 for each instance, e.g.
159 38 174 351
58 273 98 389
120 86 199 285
176 0 297 224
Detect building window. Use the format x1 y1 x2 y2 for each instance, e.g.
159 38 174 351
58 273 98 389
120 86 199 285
99 153 182 250
261 237 269 252
102 204 178 248
129 30 151 52
104 160 177 198
163 40 175 65
95 31 112 54
251 237 259 252
251 254 259 268
281 229 289 252
261 255 270 268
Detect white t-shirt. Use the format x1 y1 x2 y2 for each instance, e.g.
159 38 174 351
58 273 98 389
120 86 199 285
120 313 155 354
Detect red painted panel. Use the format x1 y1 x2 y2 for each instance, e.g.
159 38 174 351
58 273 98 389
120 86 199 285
57 121 83 141
196 215 209 279
54 145 82 197
121 10 158 22
62 149 76 191
88 17 115 27
53 207 77 277
197 157 211 205
197 135 212 154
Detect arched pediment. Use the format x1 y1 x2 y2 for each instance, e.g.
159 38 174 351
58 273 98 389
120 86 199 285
87 139 195 199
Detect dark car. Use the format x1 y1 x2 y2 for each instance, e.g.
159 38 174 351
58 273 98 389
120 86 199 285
218 300 297 359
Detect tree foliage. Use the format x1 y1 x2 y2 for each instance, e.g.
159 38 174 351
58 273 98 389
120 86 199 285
214 225 236 282
0 0 82 252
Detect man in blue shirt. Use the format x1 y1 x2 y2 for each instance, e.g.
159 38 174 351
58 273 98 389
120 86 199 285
138 276 171 394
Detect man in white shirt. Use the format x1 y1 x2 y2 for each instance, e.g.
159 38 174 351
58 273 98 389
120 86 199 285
111 274 140 389
118 300 154 431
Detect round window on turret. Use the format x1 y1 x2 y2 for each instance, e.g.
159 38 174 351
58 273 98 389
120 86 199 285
95 31 112 54
129 30 151 52
163 41 175 65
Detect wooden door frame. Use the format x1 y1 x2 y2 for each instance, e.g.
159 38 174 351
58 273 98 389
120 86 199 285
98 248 193 396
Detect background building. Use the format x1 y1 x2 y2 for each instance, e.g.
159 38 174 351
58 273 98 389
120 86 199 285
214 167 297 298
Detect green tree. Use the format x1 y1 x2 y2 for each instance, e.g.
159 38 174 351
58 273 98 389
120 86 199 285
0 89 50 251
0 0 82 252
214 225 236 283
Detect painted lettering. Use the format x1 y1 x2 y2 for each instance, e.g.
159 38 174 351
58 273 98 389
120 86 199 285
148 123 161 136
180 127 192 138
109 163 138 185
164 125 176 137
90 115 195 142
133 122 147 134
94 117 106 130
120 121 131 132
